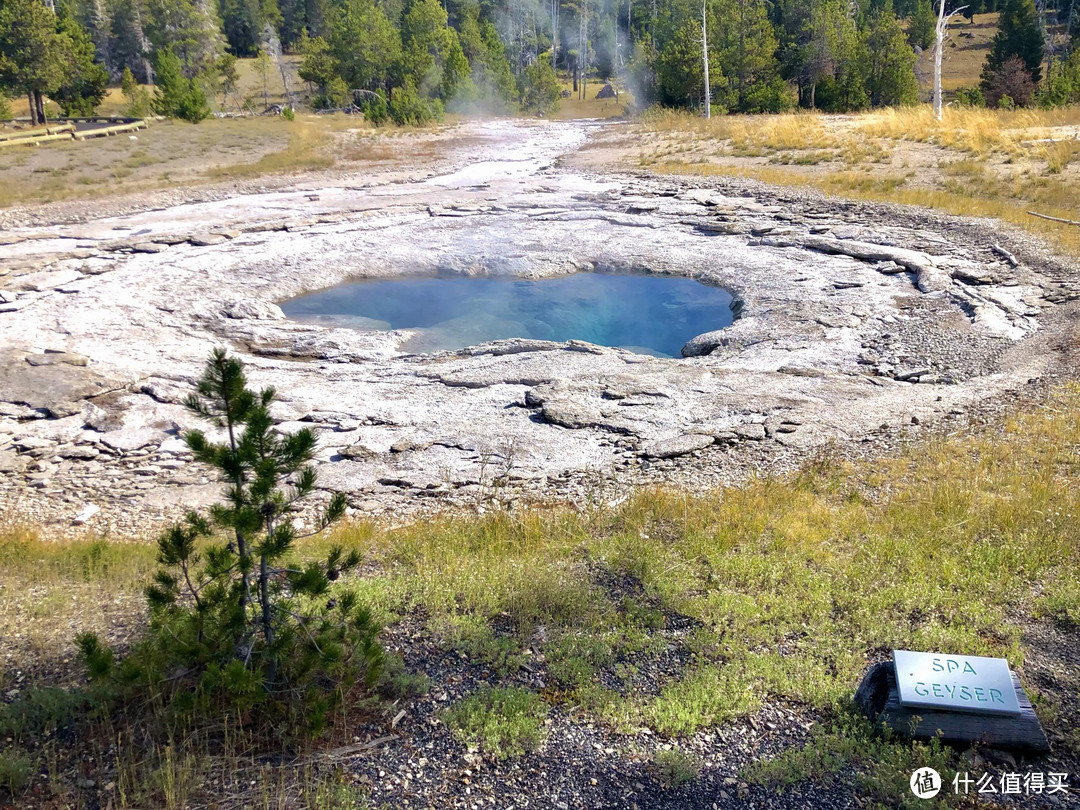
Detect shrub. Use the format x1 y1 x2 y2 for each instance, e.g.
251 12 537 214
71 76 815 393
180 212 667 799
0 749 32 797
953 86 986 107
358 89 390 125
1040 50 1080 107
78 349 383 737
985 55 1036 108
152 49 211 123
653 748 701 789
0 94 11 119
518 53 561 115
313 76 350 110
445 686 548 759
388 81 443 125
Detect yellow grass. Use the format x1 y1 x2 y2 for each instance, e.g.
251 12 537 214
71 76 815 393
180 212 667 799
548 77 635 120
857 105 1080 155
633 104 1080 258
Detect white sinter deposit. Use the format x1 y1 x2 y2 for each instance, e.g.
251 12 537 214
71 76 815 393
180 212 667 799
0 119 1075 536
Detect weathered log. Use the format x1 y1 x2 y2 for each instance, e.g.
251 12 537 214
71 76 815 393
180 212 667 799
1027 210 1080 227
855 661 1050 753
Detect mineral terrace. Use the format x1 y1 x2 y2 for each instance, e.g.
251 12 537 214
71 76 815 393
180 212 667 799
1 119 1078 537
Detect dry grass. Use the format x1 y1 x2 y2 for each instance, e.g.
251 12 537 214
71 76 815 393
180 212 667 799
916 12 1000 94
548 78 635 120
856 105 1080 155
630 104 1080 257
0 114 465 208
202 118 335 179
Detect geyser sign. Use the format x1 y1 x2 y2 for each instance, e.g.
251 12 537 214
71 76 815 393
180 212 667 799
893 650 1021 716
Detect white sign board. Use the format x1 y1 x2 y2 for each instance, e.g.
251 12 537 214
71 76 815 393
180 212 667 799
893 650 1021 717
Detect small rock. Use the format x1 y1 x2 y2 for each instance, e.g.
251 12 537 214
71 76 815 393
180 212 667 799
640 434 714 459
189 233 227 247
733 423 767 441
59 445 100 460
894 368 931 382
222 299 285 320
73 504 100 525
132 242 169 254
25 352 89 368
777 366 826 378
13 436 56 452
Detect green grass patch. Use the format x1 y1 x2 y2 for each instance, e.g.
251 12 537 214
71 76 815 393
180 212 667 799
745 712 959 809
0 748 33 797
445 686 549 759
653 747 701 789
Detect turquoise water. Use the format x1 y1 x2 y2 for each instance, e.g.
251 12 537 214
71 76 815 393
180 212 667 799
281 273 734 357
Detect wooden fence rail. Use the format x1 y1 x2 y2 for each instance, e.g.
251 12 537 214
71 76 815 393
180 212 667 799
0 119 148 147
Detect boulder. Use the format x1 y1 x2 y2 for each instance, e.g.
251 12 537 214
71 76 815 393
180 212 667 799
595 83 617 100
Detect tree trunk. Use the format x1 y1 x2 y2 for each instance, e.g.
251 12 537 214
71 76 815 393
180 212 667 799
934 0 946 121
259 514 275 682
702 0 710 118
34 92 47 126
130 2 154 83
551 0 558 69
935 2 967 121
91 0 115 80
579 12 586 100
28 93 39 126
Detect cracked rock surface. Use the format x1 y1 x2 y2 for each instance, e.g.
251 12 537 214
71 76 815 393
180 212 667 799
1 119 1077 537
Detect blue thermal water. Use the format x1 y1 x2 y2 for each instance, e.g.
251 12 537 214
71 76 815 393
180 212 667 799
281 273 734 357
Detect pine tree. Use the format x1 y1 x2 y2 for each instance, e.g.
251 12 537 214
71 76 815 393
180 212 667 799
981 0 1044 98
0 0 66 124
145 0 224 75
87 0 115 79
52 9 110 116
79 350 382 736
400 0 475 102
327 0 400 92
152 47 210 120
713 0 788 112
865 4 919 105
518 51 561 113
907 0 936 50
109 0 154 83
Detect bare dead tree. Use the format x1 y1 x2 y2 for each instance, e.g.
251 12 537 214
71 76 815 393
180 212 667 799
934 0 967 121
551 0 559 69
702 0 710 118
262 24 294 110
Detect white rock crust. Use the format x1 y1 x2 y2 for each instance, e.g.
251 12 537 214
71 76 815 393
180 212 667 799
0 119 1072 536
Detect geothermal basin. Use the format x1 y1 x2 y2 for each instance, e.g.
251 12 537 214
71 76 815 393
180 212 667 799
0 118 1076 538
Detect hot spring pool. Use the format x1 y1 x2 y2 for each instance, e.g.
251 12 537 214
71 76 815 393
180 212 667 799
281 273 734 357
